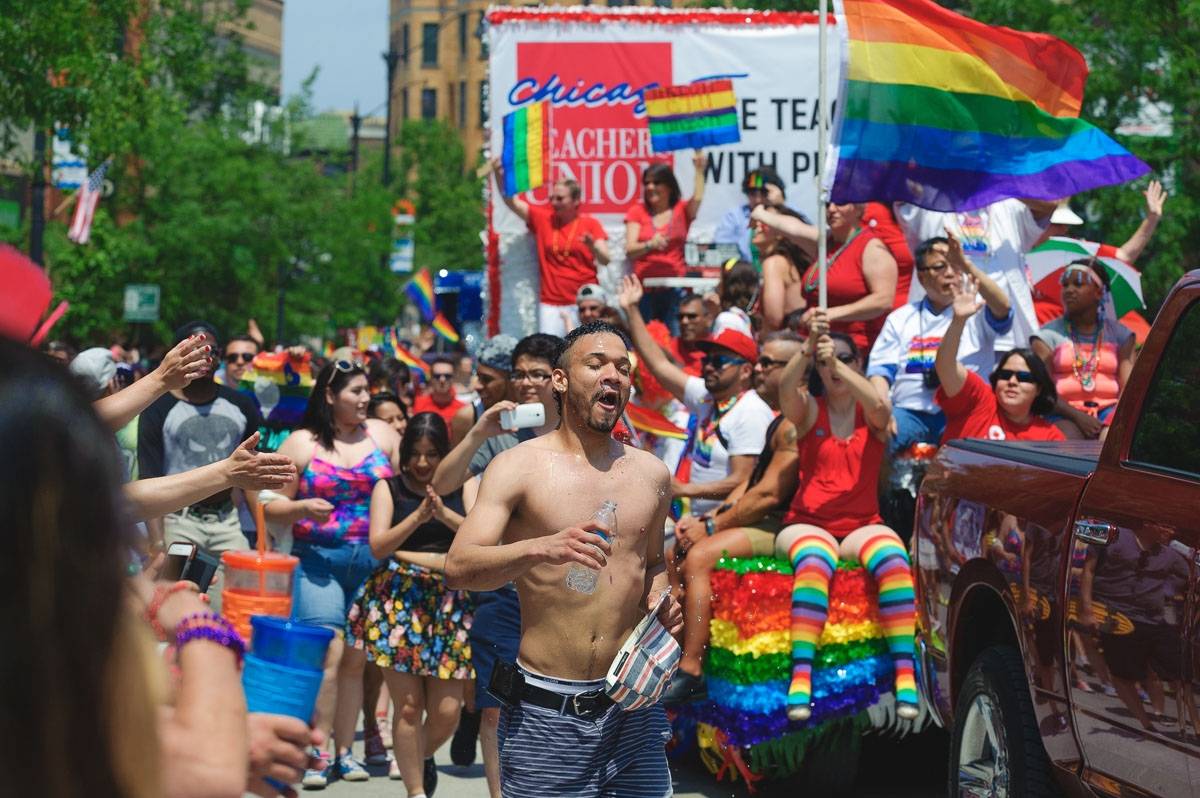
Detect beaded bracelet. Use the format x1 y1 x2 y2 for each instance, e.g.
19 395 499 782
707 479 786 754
144 581 196 641
174 612 246 665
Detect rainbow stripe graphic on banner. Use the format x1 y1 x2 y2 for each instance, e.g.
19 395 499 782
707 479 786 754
828 0 1149 210
688 557 892 775
645 79 740 153
431 312 460 344
405 270 436 321
501 100 551 196
238 351 315 427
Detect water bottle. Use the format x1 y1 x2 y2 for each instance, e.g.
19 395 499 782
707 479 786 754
566 501 617 595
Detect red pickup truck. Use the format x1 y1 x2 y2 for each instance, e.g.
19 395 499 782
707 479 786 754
915 270 1200 797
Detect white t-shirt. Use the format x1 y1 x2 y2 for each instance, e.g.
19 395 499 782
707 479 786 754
895 199 1047 348
867 300 1012 414
681 377 775 514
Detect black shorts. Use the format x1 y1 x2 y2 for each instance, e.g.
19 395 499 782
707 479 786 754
1100 623 1181 682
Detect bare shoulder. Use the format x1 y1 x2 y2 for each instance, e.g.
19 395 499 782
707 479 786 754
621 444 671 484
365 417 399 445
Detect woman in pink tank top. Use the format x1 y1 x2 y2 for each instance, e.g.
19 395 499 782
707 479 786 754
267 359 400 784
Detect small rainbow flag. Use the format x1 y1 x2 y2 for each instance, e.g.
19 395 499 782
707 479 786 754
388 328 431 380
238 351 314 427
644 79 740 154
405 269 435 321
432 312 460 344
501 101 551 196
828 0 1149 210
624 403 687 441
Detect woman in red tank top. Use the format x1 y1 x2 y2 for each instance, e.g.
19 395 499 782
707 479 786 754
751 203 898 352
776 313 918 721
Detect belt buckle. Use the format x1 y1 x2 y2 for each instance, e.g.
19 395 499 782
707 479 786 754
571 690 606 719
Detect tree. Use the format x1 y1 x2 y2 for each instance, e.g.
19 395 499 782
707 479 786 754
394 119 486 272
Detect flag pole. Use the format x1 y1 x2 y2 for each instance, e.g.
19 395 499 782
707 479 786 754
817 0 830 310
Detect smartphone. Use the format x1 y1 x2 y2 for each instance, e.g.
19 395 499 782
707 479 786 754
500 402 545 431
162 542 220 594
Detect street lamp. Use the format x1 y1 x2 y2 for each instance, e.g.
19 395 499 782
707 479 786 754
382 48 400 187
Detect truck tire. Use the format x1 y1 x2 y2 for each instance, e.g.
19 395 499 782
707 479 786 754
949 645 1060 797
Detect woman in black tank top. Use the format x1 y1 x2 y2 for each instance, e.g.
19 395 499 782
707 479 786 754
347 412 474 791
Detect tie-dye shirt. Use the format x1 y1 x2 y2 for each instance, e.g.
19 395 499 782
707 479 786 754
867 298 1011 414
293 440 394 544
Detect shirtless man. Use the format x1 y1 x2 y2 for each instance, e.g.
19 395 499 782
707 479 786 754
446 320 683 798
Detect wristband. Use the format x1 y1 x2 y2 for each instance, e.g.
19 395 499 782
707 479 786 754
145 581 196 641
175 612 246 665
704 517 716 537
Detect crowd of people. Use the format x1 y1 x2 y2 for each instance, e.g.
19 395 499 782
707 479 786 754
4 152 1170 798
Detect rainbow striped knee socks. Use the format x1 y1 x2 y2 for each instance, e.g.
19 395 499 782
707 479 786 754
861 534 918 709
786 534 838 717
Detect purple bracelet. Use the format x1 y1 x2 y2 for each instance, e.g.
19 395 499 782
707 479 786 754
175 612 246 664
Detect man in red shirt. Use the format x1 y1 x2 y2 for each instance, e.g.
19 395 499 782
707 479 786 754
413 357 466 436
492 161 611 336
669 294 714 376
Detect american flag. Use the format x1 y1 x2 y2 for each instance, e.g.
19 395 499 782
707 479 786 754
67 159 110 245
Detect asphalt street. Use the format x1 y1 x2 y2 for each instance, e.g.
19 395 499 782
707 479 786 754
315 723 949 797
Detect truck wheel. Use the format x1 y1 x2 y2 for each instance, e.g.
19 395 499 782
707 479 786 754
949 645 1060 797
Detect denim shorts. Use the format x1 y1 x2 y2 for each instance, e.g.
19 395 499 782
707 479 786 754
470 585 522 709
291 539 380 631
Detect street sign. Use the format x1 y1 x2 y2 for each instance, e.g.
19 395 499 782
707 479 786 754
390 198 415 273
123 284 160 322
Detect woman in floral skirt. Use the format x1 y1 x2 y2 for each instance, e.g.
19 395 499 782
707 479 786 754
348 412 474 794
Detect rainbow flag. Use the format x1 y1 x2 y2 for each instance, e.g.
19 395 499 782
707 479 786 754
431 312 460 344
405 269 435 321
388 329 431 380
238 351 314 427
501 101 551 196
645 79 740 153
828 0 1149 211
624 403 687 441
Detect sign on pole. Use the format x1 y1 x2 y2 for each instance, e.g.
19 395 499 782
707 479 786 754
390 199 415 274
123 284 160 322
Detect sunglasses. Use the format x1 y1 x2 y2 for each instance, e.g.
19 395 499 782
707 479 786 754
833 352 856 365
430 372 454 382
757 356 787 369
333 359 363 374
994 368 1037 384
916 262 951 274
225 352 255 364
1059 269 1100 287
702 354 746 371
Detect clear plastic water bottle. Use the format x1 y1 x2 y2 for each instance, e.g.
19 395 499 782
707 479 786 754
566 501 617 594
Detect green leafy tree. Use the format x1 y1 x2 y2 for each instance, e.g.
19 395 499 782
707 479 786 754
394 119 486 272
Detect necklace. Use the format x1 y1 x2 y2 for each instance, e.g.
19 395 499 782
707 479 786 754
803 227 861 295
551 217 581 259
1068 319 1103 391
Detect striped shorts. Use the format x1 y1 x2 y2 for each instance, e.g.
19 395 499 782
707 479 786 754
497 666 672 798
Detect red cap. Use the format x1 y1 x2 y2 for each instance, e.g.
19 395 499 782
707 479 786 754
696 329 758 363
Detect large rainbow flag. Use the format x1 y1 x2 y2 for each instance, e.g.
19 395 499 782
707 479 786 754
501 101 551 196
827 0 1149 211
645 79 740 153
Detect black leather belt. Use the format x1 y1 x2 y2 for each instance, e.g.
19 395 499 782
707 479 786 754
518 682 614 720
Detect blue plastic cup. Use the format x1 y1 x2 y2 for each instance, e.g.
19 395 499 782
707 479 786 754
249 615 334 671
242 654 325 722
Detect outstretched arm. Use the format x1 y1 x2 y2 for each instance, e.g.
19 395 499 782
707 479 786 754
431 400 518 495
1116 179 1166 263
617 275 690 401
686 150 706 222
944 229 1011 319
490 158 531 223
814 335 891 432
751 205 818 257
95 335 211 431
779 315 820 432
934 284 984 399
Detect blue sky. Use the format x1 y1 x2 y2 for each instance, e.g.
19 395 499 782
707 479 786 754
281 0 389 114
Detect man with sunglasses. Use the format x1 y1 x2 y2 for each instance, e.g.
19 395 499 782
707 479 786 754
413 356 466 435
620 276 774 517
217 335 259 387
867 233 1012 457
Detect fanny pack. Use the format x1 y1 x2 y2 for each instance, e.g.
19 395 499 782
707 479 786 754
604 592 680 711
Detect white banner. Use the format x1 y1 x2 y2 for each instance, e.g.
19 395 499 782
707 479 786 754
486 7 839 335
